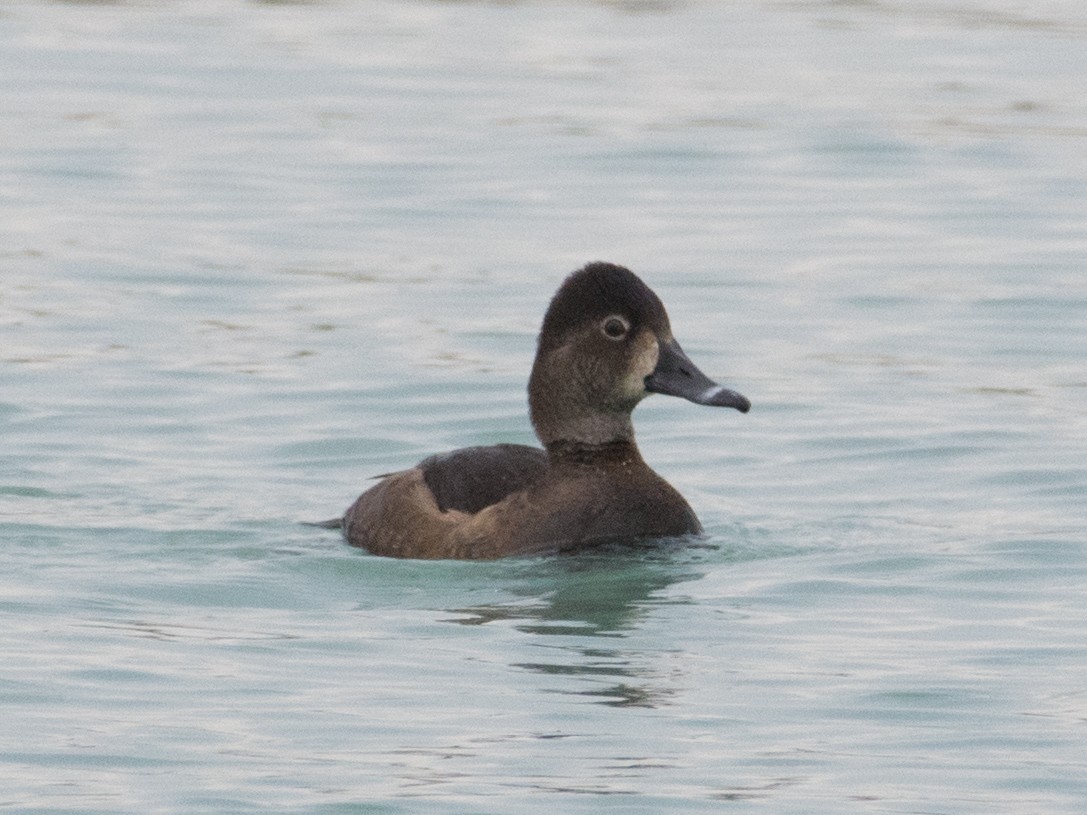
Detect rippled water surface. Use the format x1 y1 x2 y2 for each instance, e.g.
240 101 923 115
2 1 1086 812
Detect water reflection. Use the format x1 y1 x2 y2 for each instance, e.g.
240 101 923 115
519 654 678 708
447 545 709 707
448 545 702 633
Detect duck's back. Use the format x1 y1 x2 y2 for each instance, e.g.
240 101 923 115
419 444 547 513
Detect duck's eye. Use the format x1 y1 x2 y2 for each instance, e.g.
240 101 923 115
601 316 630 340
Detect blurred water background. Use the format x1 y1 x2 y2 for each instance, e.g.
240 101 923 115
2 1 1086 812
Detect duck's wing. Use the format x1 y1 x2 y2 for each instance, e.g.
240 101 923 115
341 444 548 559
418 443 548 513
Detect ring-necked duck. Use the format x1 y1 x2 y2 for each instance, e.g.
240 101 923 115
329 262 749 559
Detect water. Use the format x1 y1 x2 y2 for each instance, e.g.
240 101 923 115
2 0 1086 812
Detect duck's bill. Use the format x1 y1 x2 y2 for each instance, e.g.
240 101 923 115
644 339 751 413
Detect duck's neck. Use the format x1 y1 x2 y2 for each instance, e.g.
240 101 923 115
531 408 636 448
544 438 643 468
528 345 642 451
529 373 638 449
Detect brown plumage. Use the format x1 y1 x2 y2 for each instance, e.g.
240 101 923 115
335 262 750 559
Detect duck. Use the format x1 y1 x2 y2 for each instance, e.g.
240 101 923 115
329 262 750 559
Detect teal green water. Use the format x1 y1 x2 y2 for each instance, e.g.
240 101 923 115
2 1 1086 812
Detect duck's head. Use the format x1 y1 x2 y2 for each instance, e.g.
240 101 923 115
528 262 750 448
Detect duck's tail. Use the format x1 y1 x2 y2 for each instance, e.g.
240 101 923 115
305 517 344 531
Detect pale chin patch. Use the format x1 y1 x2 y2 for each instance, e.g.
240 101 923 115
634 331 660 376
627 332 661 400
